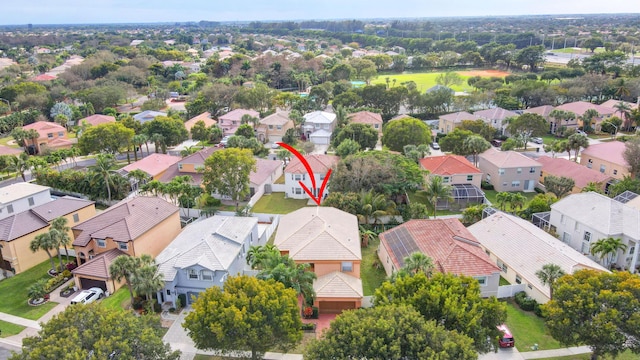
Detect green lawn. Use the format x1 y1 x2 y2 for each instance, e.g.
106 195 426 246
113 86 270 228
251 193 310 214
361 237 387 296
0 320 26 338
100 288 131 311
372 69 509 93
483 190 537 211
499 276 510 286
505 301 562 351
542 351 637 360
0 258 65 320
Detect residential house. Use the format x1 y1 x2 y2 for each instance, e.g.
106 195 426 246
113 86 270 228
438 111 482 134
274 207 363 313
473 107 519 135
468 212 608 303
183 112 216 138
247 159 283 205
0 183 52 220
547 192 640 272
71 197 180 293
600 99 638 128
0 196 95 273
158 147 218 185
537 156 612 194
284 154 338 200
378 219 500 297
478 148 542 192
419 155 485 209
524 105 555 120
525 105 572 134
348 111 383 140
218 109 260 136
554 101 614 130
133 110 167 125
302 111 337 145
579 141 628 180
118 153 182 190
256 111 295 143
156 216 260 306
78 114 116 127
22 121 71 154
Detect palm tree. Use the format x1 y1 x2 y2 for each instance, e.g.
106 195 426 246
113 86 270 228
568 133 589 162
131 134 147 161
509 193 527 212
357 190 397 226
89 153 117 202
424 176 452 217
51 217 72 264
463 135 491 167
590 237 628 269
246 244 280 269
30 232 58 274
9 153 29 182
131 261 164 302
109 255 138 306
127 169 150 192
535 263 566 300
150 133 165 154
580 109 599 133
402 252 434 277
495 192 512 211
359 226 377 247
613 102 632 131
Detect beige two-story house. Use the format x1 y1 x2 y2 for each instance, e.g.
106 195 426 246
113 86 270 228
579 141 628 180
478 148 542 192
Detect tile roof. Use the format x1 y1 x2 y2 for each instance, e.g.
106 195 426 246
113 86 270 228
348 111 383 125
537 156 611 189
133 111 167 124
303 111 336 124
524 105 555 118
0 183 49 205
184 112 216 133
31 74 57 82
285 154 338 175
120 153 182 178
251 159 282 186
580 141 627 167
219 109 260 122
46 138 73 148
0 146 22 156
260 111 292 126
438 111 481 123
156 216 257 281
79 114 116 127
473 107 519 121
30 196 94 222
23 121 66 140
479 147 542 168
72 197 178 246
275 207 361 262
419 155 481 176
314 271 363 298
555 101 615 117
389 114 414 121
380 219 499 277
72 248 127 279
468 212 608 299
599 99 638 111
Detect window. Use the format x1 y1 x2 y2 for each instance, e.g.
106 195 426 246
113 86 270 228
443 176 450 183
73 213 80 223
374 124 379 129
511 181 520 188
502 182 507 187
315 124 321 129
561 214 565 224
529 167 536 173
613 169 618 175
7 205 13 214
476 276 487 286
562 232 571 244
629 246 635 255
581 242 590 254
496 259 507 273
47 133 53 138
485 250 490 256
600 165 606 173
486 174 491 181
293 174 302 181
341 261 353 272
583 231 592 242
498 168 505 175
178 164 183 171
166 289 171 295
96 239 106 248
118 242 128 251
268 125 274 129
588 159 593 163
276 125 282 130
28 197 34 206
294 187 302 195
467 175 473 181
201 271 213 281
515 275 522 284
58 132 64 137
188 269 198 279
517 167 522 174
528 284 533 289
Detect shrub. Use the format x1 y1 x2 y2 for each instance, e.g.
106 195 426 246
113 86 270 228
481 181 494 190
301 323 316 331
28 279 48 300
62 270 72 278
153 301 162 313
177 294 187 308
65 262 78 271
534 187 545 194
533 303 545 318
514 291 538 311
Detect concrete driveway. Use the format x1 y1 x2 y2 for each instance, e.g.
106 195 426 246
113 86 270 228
479 347 525 360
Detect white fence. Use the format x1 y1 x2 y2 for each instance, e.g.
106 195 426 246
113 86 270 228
497 284 526 298
270 184 286 193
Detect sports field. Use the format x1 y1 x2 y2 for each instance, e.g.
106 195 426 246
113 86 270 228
371 69 510 93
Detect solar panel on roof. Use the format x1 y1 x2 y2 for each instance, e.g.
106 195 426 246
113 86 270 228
386 227 419 268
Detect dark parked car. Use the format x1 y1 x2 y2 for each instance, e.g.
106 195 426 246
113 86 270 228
490 139 503 147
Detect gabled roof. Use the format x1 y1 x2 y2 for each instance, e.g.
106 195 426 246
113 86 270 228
468 213 608 298
219 109 260 122
133 111 166 124
72 197 178 247
580 141 627 166
314 271 363 298
474 107 519 121
600 99 639 111
23 121 66 138
524 105 555 118
31 74 56 82
551 192 640 239
184 112 216 133
380 219 499 277
537 156 611 189
419 155 481 176
259 111 293 126
0 183 49 205
348 111 383 126
120 153 182 178
479 147 541 168
72 248 127 279
46 138 73 148
389 114 413 122
275 207 361 262
303 111 336 124
555 101 615 117
309 129 332 138
438 111 481 123
30 196 94 222
79 114 116 127
251 159 281 186
156 216 257 282
285 154 338 175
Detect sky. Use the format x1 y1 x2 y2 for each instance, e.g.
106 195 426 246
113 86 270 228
1 0 640 25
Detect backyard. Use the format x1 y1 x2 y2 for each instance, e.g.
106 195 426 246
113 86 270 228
483 190 538 212
360 237 387 296
251 192 310 214
372 69 510 93
505 301 561 352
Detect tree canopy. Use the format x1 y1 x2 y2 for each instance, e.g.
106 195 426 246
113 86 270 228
202 148 256 210
331 122 378 150
381 117 431 152
77 122 134 155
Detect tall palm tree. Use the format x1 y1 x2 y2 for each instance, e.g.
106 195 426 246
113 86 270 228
463 135 491 167
402 252 434 277
89 153 117 202
568 133 589 162
509 193 527 212
131 262 164 302
109 255 138 306
30 232 58 274
150 133 165 154
580 109 599 133
613 102 632 131
9 153 29 182
357 190 397 226
590 237 628 269
51 217 72 263
127 169 150 192
424 176 452 217
359 226 377 247
535 263 566 300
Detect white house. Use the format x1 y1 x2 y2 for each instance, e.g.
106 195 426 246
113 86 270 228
284 154 338 200
302 111 337 145
155 216 260 307
0 183 52 220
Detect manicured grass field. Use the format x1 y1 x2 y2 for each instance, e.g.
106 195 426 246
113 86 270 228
505 301 562 351
542 351 637 360
361 237 387 296
251 193 310 214
483 190 538 212
100 288 131 311
372 69 510 93
0 319 26 338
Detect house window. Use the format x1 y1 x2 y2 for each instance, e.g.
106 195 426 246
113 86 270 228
443 176 450 183
294 187 302 195
629 246 635 255
188 269 198 279
341 261 353 272
201 271 213 281
600 165 606 173
498 168 505 175
511 181 520 187
58 132 64 137
47 133 53 138
96 239 106 248
374 124 379 129
485 250 490 256
562 232 571 244
467 175 473 181
613 170 618 175
486 174 491 181
475 276 487 286
515 275 522 284
118 242 128 251
178 164 183 171
293 174 302 181
28 197 34 206
588 159 593 163
502 182 507 187
73 213 80 223
166 289 171 295
583 231 592 242
276 125 282 130
7 205 13 214
517 168 522 174
529 167 536 173
315 124 320 129
581 242 590 254
268 125 274 129
496 259 507 273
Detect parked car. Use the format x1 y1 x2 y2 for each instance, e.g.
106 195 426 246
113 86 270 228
431 142 440 150
219 136 231 147
490 139 503 147
576 130 587 136
497 324 515 348
70 287 104 305
532 137 543 144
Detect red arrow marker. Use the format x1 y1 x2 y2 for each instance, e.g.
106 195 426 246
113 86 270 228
277 142 332 206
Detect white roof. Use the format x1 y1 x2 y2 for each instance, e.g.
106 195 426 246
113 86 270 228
551 192 640 239
468 213 608 299
156 216 257 281
314 271 363 298
0 183 50 205
303 111 336 124
310 129 332 138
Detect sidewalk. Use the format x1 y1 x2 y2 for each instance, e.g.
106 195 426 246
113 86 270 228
520 346 591 359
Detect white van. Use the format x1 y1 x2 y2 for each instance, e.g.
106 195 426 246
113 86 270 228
70 287 104 305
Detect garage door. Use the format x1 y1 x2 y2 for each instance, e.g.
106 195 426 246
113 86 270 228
79 278 107 291
318 301 356 314
310 136 329 145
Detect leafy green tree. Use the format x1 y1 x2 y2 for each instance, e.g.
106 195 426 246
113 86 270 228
381 117 431 152
567 133 589 162
506 113 547 150
515 45 546 71
183 275 302 360
495 191 512 211
436 71 463 87
544 270 640 360
374 272 507 353
332 123 378 150
543 175 576 198
235 123 255 139
9 153 30 181
190 120 211 141
109 255 139 306
590 237 628 269
335 138 361 157
49 102 73 123
535 263 566 300
77 122 134 155
580 109 599 133
281 128 297 145
142 116 188 149
321 192 361 215
305 305 477 360
623 138 640 178
131 258 164 302
439 128 474 154
459 119 497 141
255 253 317 305
461 204 488 226
11 303 180 360
357 190 397 226
424 176 452 217
202 148 256 211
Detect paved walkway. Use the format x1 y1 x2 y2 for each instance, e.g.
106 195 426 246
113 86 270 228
520 346 592 359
